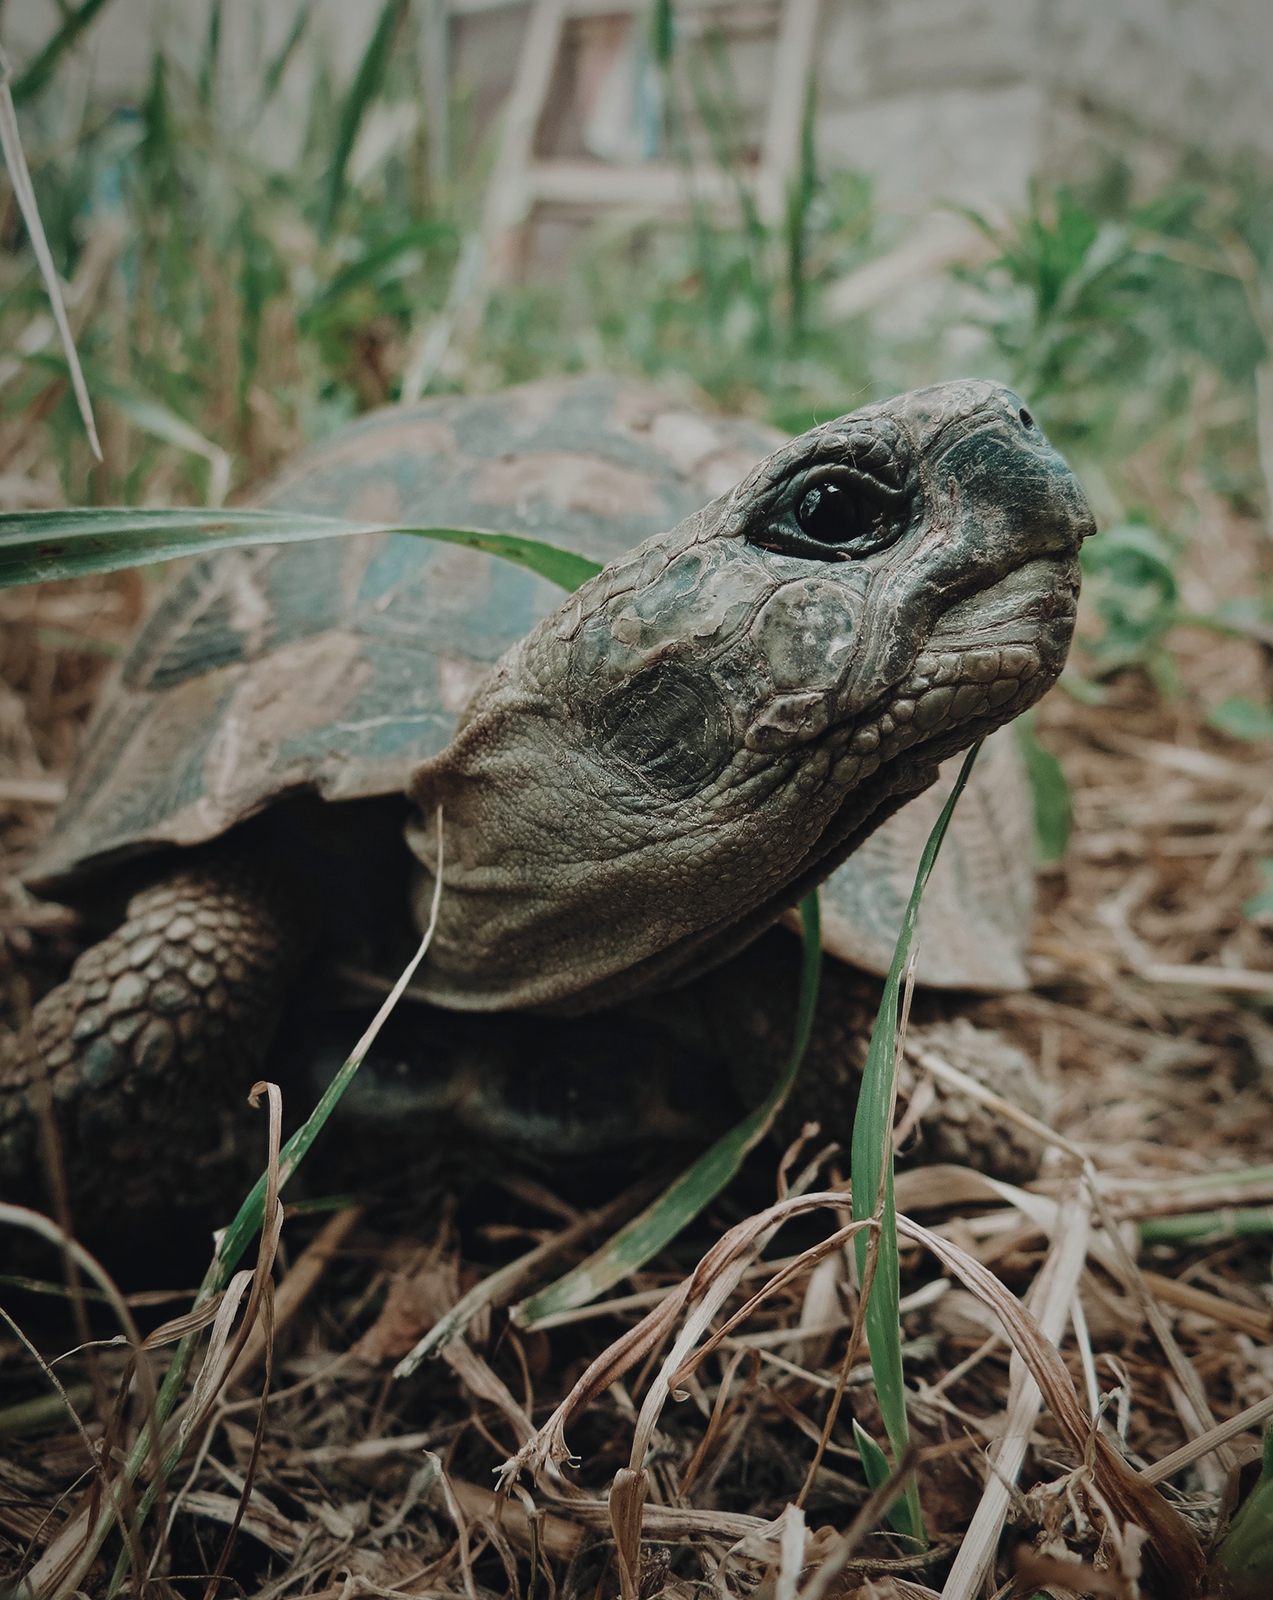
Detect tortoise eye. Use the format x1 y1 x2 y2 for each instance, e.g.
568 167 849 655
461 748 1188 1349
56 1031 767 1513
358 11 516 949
797 482 861 545
751 465 911 562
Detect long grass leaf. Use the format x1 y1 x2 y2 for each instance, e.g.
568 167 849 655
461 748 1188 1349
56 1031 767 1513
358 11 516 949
94 380 231 507
513 893 822 1328
301 217 457 325
198 0 223 109
850 738 983 1544
0 507 602 591
8 0 117 106
260 0 315 107
0 55 101 460
322 0 409 236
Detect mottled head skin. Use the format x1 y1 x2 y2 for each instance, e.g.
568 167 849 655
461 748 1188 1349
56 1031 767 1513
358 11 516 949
406 379 1093 1011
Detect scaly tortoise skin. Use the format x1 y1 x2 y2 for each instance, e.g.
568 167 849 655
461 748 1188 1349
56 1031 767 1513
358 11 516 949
1 375 1091 1242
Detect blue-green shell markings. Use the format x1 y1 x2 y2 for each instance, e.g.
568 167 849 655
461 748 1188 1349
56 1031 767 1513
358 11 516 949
28 377 782 887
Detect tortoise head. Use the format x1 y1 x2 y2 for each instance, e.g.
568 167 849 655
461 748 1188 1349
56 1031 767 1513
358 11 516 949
408 378 1093 1011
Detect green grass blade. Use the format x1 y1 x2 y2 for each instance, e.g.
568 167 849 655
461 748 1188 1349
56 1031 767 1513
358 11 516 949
0 507 603 591
27 356 231 501
1015 713 1072 863
513 893 822 1328
853 1419 892 1492
0 70 101 460
1139 1208 1273 1244
9 0 118 105
0 1384 94 1437
79 366 231 506
198 0 223 108
1213 1428 1273 1592
322 0 409 236
851 739 984 1547
301 218 458 325
260 0 315 107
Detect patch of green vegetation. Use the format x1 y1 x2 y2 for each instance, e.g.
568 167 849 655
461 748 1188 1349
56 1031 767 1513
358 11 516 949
1015 713 1073 863
955 174 1272 701
1212 1428 1273 1597
6 17 1270 553
1244 860 1273 923
1211 697 1273 742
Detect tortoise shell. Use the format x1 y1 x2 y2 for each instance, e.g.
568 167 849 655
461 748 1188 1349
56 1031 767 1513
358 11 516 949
26 375 1035 991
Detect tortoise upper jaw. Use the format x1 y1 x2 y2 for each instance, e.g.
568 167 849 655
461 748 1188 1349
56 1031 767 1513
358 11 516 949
830 402 1092 721
812 553 1078 796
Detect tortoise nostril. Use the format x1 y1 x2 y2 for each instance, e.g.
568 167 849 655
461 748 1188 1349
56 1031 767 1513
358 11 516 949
1018 407 1035 430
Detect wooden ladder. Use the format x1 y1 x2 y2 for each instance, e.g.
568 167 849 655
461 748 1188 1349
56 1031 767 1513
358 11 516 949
479 0 823 283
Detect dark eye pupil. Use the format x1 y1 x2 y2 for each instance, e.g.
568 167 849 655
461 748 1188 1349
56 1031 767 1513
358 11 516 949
798 482 854 543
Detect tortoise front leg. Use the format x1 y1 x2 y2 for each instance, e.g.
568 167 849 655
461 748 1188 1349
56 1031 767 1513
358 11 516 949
0 863 308 1237
706 934 1050 1184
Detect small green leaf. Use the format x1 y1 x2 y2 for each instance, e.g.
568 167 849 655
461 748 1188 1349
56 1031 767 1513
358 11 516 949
1209 697 1273 742
1244 860 1273 923
1079 520 1180 667
851 1421 922 1540
1213 1427 1273 1592
1015 715 1072 863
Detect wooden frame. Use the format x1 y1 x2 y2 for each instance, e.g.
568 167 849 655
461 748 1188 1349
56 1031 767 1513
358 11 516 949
471 0 822 283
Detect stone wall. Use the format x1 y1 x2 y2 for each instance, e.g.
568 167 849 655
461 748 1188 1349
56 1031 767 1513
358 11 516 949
813 0 1273 212
4 0 1271 216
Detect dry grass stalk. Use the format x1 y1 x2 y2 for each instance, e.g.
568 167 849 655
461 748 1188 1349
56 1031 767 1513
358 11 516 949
1142 1393 1273 1488
896 1216 1206 1596
226 1204 365 1391
798 1443 920 1600
908 1044 1231 1472
939 1191 1091 1600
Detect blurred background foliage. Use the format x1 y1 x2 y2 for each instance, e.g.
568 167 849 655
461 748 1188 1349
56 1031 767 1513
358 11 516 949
2 0 1273 710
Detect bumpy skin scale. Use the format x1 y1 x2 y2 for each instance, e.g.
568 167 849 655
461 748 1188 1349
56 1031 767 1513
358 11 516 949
0 868 303 1223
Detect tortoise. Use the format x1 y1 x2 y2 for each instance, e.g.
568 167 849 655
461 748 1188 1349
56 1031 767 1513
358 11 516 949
0 374 1091 1246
